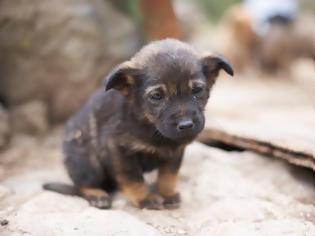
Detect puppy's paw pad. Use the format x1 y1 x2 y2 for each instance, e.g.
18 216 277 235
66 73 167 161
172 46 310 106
163 193 181 210
139 194 163 210
88 196 112 209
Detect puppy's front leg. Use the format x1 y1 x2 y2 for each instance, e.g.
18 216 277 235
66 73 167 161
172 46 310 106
114 153 163 209
158 155 183 209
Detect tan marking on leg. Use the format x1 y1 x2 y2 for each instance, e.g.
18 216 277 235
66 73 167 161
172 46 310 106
119 181 149 207
158 169 178 198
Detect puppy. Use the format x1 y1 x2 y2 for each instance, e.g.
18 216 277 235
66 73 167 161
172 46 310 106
44 39 233 210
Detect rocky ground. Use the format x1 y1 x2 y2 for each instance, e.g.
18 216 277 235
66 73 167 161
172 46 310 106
0 127 314 236
1 59 314 236
1 1 314 235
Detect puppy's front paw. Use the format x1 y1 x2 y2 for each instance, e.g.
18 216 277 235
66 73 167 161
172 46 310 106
163 193 181 209
80 188 112 209
139 194 164 210
86 195 112 209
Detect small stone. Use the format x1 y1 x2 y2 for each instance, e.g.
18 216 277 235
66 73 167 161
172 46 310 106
0 219 9 226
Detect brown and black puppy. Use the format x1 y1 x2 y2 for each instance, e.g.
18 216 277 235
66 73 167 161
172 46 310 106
44 39 233 210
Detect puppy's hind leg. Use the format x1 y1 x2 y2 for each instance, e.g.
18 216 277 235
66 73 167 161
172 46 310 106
44 181 112 209
64 152 113 209
63 129 116 209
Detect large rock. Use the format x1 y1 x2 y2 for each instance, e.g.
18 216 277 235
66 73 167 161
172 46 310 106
10 100 49 135
0 0 139 122
1 140 314 235
3 193 159 236
0 105 9 149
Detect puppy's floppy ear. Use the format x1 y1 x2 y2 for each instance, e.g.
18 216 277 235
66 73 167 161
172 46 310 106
104 61 140 96
200 54 234 79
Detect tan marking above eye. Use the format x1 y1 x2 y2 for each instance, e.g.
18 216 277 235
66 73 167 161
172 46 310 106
144 84 167 95
188 79 206 89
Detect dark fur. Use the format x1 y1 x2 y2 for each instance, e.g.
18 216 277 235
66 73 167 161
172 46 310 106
44 39 233 210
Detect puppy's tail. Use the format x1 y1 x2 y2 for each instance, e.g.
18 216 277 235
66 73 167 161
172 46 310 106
43 182 80 196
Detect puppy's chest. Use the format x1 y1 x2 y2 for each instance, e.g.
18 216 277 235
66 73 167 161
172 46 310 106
137 153 160 172
123 137 183 158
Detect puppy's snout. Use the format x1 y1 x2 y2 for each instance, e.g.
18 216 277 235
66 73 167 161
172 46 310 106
177 119 194 131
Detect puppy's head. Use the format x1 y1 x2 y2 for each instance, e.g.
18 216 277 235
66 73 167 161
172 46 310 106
105 39 233 143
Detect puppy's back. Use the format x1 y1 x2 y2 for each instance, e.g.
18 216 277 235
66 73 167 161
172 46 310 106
63 89 123 143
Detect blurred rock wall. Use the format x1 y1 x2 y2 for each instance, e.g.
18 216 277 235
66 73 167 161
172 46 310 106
0 0 140 148
0 0 139 124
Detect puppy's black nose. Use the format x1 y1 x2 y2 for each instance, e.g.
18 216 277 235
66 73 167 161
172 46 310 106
177 119 194 131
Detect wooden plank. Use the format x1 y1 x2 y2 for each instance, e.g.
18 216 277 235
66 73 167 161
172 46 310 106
199 73 315 170
198 128 315 170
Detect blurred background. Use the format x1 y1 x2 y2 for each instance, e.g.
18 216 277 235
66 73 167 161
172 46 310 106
0 0 314 139
0 1 314 234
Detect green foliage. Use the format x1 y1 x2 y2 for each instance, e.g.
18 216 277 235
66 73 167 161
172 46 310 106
300 0 315 11
110 0 243 24
109 0 142 23
197 0 242 21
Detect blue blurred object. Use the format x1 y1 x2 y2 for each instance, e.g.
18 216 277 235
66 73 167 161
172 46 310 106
244 0 298 35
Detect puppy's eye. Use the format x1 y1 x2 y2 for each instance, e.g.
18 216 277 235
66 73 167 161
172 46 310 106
149 91 163 101
192 86 203 94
